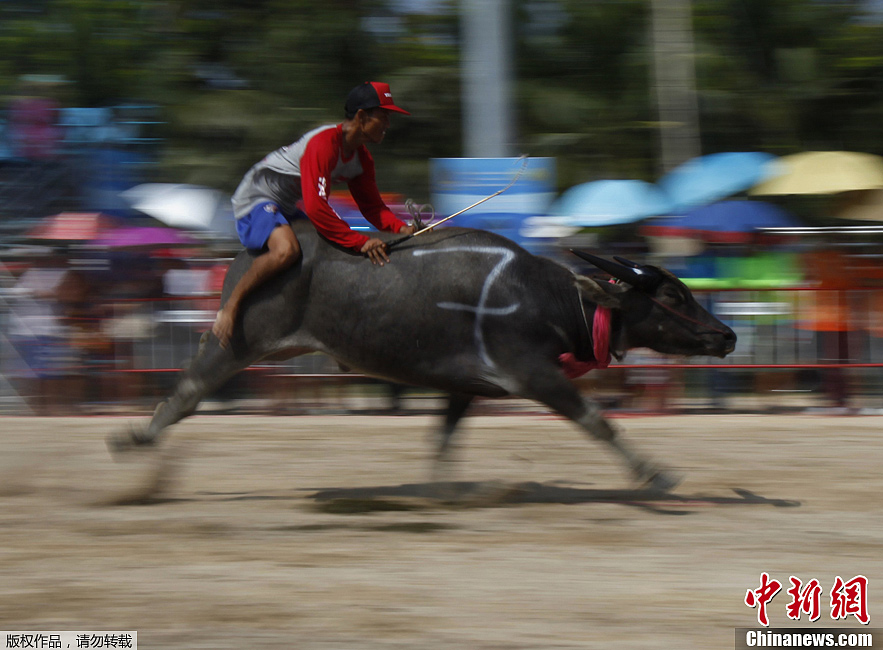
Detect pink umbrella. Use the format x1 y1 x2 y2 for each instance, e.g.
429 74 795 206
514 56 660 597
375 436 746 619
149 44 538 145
27 212 120 240
92 226 199 248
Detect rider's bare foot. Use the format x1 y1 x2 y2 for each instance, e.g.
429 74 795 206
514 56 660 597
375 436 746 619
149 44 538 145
212 308 235 349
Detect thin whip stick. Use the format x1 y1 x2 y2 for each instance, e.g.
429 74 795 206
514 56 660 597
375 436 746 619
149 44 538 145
386 155 529 251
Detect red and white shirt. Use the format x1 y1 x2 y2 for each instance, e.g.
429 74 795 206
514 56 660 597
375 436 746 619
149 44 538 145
231 124 407 250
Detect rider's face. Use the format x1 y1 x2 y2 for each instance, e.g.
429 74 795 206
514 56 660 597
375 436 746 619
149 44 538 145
361 108 391 144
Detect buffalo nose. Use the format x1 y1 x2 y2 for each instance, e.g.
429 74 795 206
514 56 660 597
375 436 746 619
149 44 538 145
723 328 737 353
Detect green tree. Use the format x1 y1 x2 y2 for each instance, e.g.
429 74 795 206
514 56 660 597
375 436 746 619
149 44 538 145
2 0 883 198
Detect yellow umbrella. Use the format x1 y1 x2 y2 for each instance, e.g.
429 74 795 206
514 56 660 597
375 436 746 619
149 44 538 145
836 189 883 222
750 151 883 195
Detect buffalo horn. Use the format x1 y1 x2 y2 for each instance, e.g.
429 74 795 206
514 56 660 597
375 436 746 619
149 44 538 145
569 250 659 290
613 256 641 269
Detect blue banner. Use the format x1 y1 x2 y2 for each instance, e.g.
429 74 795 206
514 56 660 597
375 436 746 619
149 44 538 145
429 157 556 247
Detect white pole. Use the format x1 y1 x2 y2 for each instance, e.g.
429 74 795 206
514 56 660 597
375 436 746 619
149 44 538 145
460 0 514 158
651 0 701 172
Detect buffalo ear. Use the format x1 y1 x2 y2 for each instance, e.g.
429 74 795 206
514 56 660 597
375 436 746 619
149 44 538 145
575 276 625 309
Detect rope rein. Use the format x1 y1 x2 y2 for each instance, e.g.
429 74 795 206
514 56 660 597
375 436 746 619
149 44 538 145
647 295 731 336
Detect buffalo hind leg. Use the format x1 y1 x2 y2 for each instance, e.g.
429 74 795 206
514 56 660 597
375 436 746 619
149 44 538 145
108 332 256 452
521 367 679 491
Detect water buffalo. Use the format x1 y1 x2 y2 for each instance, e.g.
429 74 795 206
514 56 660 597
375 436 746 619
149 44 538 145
109 220 736 490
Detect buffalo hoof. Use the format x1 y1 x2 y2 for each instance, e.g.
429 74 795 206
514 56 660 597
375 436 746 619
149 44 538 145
106 424 156 456
643 467 682 493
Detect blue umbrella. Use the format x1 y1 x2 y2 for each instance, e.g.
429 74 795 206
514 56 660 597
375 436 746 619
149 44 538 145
642 200 801 242
659 152 780 213
549 179 673 227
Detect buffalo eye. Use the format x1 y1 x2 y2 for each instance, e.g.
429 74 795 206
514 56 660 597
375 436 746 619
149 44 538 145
661 285 682 302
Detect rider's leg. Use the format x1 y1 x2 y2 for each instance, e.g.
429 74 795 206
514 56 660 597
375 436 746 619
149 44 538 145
213 223 300 348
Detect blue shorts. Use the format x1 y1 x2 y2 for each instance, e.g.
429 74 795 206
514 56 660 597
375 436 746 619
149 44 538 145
11 336 73 379
236 202 290 251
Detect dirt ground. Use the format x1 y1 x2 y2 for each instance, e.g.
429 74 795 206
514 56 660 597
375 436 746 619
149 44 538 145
1 412 880 649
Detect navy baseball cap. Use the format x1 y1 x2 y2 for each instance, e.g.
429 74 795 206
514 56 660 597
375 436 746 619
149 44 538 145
345 82 410 116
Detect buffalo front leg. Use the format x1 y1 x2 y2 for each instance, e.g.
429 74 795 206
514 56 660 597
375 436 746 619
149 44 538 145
436 393 474 462
431 392 474 481
108 333 254 452
520 368 680 491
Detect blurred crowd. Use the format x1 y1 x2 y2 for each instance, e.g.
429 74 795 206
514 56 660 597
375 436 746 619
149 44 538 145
2 242 227 415
5 221 883 418
3 85 883 417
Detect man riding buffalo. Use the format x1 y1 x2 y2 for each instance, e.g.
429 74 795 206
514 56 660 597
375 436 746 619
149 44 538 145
110 84 737 492
212 81 416 348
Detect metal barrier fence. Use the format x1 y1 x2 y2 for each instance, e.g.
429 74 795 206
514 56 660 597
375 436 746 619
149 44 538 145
2 285 882 414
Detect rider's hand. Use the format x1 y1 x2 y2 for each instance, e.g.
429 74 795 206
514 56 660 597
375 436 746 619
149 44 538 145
212 308 235 349
361 238 390 266
399 224 416 236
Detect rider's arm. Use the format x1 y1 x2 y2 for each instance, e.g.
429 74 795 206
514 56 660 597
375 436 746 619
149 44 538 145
348 148 408 234
299 136 371 251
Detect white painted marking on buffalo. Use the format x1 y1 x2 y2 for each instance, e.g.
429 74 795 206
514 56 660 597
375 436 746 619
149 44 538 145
413 247 520 367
